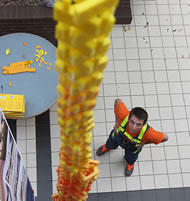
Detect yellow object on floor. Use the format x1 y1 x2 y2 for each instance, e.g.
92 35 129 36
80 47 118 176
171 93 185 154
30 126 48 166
0 94 25 119
2 60 35 75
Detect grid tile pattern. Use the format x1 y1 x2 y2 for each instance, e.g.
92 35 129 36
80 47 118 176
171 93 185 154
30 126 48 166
53 0 190 194
16 117 37 196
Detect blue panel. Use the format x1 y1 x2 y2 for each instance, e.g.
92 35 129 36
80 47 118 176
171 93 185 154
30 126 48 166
0 33 58 118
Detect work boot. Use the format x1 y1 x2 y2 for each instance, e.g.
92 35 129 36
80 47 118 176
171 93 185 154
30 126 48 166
96 144 109 156
125 163 134 176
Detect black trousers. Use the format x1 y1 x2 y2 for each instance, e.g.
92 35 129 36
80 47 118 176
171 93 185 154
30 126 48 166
105 130 142 165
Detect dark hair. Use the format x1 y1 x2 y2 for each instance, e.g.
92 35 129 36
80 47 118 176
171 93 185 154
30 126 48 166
129 107 148 124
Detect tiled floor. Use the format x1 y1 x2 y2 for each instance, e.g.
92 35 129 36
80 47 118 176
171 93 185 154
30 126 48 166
8 0 190 200
88 0 190 193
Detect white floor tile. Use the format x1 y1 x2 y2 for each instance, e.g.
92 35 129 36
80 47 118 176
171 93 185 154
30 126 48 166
93 110 106 123
182 173 190 187
125 37 138 48
27 167 37 182
168 174 184 188
95 97 105 110
131 96 145 108
50 124 61 138
130 84 144 95
151 147 166 160
51 152 59 166
127 59 141 71
51 138 61 152
111 177 127 191
145 95 158 107
139 161 154 175
93 122 107 136
103 72 116 84
126 176 141 191
129 72 142 83
167 70 181 81
138 147 152 161
176 132 190 145
159 107 173 120
26 126 36 140
109 149 124 163
140 175 155 190
112 26 124 37
26 139 36 153
112 38 125 49
115 72 129 83
110 163 125 177
17 140 27 154
94 151 110 164
154 174 169 189
26 117 35 126
153 160 168 174
167 159 181 174
50 111 59 125
17 127 26 140
181 159 190 173
164 133 177 146
98 163 111 178
174 119 189 132
97 178 112 192
93 136 108 150
117 84 130 96
27 153 37 168
142 71 155 83
178 145 190 159
161 119 175 132
114 60 127 72
143 83 157 95
171 94 185 106
169 82 183 94
165 58 178 69
103 84 117 96
113 49 126 60
153 59 166 70
165 146 179 160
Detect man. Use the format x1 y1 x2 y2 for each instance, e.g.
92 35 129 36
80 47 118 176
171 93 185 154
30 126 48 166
96 98 168 176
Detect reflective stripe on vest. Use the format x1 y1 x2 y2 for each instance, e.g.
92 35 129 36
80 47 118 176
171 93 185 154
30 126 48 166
116 115 148 146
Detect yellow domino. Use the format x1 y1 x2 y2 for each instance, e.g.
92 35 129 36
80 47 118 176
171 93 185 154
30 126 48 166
94 56 108 72
56 23 71 43
82 99 96 111
72 39 96 58
67 104 80 116
88 72 103 87
73 60 94 80
69 91 87 105
56 85 66 98
54 1 73 24
57 43 71 63
79 16 101 37
72 0 119 25
99 13 115 35
95 37 110 56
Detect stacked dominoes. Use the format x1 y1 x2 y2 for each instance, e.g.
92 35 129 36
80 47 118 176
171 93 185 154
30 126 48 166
53 0 118 200
0 94 25 118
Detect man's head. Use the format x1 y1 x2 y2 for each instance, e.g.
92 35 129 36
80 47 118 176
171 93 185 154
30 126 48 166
128 107 148 134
